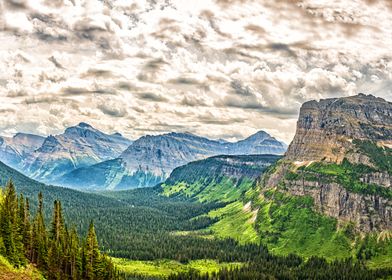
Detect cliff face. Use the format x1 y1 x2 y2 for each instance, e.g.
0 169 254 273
263 94 392 232
286 93 392 163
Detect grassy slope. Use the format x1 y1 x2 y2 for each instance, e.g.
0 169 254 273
0 255 43 280
163 178 254 203
206 201 259 244
366 241 392 269
163 175 260 245
162 158 354 258
113 258 242 278
255 190 353 260
163 152 392 268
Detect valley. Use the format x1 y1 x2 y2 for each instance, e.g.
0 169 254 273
0 94 391 279
1 0 392 278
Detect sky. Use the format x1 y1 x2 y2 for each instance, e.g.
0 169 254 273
0 0 391 144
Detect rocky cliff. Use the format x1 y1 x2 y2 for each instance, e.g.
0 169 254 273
286 93 392 163
0 133 45 170
261 94 392 232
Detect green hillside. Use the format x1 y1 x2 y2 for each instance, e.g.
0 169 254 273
163 155 280 203
159 152 392 269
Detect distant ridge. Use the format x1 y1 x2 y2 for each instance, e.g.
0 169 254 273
58 130 286 190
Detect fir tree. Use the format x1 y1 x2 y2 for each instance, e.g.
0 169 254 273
85 221 101 280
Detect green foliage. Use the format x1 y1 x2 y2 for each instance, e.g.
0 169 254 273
353 140 392 174
0 254 44 279
0 180 118 280
169 255 392 280
206 201 259 244
163 178 254 203
114 258 242 279
255 191 353 260
294 160 392 199
163 155 279 203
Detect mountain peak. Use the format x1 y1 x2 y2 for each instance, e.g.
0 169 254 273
242 130 271 142
64 122 98 136
286 93 392 162
77 122 93 128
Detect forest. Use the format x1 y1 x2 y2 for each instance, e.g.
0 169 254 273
1 170 392 279
0 180 118 280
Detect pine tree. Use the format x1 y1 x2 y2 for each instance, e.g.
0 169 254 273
15 194 27 266
32 192 48 270
69 227 82 280
0 180 21 266
85 221 101 280
0 182 118 279
48 200 66 279
22 198 32 260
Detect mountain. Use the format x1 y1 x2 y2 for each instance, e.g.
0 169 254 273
285 93 392 162
264 93 392 231
0 133 45 169
21 122 132 183
163 154 281 203
58 131 286 190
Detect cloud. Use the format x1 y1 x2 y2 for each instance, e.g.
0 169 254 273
136 92 169 102
0 0 391 144
97 102 127 118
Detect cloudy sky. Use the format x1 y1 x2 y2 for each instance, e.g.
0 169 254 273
0 0 391 143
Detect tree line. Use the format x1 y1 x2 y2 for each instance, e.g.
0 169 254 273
0 180 119 280
169 255 392 280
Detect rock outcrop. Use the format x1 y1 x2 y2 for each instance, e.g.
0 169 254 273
286 93 392 163
262 94 392 232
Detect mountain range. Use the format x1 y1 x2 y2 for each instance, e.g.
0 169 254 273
58 130 286 190
0 93 391 279
0 133 45 169
0 123 286 190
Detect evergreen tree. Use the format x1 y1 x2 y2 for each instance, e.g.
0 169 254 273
0 180 24 266
32 192 48 270
48 200 66 279
85 221 101 280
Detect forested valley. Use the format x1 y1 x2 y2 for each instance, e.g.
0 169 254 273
1 177 391 280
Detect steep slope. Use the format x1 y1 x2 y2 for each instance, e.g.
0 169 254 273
0 255 42 280
59 131 286 190
0 133 45 170
285 93 392 162
22 122 132 183
163 154 281 203
161 154 280 244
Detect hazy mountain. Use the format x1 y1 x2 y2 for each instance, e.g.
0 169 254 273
0 133 45 170
58 130 286 190
22 122 132 183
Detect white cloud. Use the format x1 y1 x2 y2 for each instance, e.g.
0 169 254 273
0 0 391 143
